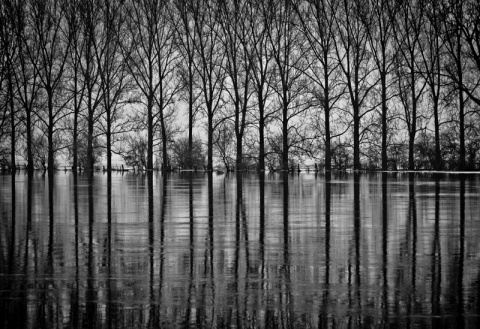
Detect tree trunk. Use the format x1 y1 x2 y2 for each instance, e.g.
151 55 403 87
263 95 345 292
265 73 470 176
73 109 78 171
207 112 213 171
106 107 111 172
459 88 465 170
235 99 244 171
8 74 16 172
433 97 442 170
188 61 194 169
47 90 55 172
160 99 168 171
258 100 265 171
87 111 94 172
353 103 360 170
72 68 79 172
147 94 153 170
408 129 415 171
282 103 289 171
324 57 331 172
457 34 465 170
409 66 417 171
325 107 331 171
381 71 388 171
26 110 33 171
236 138 243 171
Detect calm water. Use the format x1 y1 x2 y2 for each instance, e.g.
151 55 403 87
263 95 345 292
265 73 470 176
1 171 480 328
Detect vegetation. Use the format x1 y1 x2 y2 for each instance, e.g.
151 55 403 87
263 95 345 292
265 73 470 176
1 0 480 173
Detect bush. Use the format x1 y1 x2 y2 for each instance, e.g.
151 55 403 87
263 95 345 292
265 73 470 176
171 136 205 169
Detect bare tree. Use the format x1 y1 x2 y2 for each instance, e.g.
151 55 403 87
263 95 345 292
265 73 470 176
246 0 275 171
65 0 86 172
443 0 479 170
191 0 226 171
0 0 20 170
174 0 200 169
97 0 132 171
335 0 377 170
419 0 446 170
265 0 309 170
218 0 253 171
151 2 182 171
12 0 42 171
392 0 428 170
123 0 180 171
28 0 72 172
366 0 397 170
295 0 345 171
459 1 480 107
78 0 104 172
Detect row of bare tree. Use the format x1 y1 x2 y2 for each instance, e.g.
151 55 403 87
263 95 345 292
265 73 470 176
1 0 480 172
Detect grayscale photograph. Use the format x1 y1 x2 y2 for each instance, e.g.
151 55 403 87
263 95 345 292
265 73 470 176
1 0 480 328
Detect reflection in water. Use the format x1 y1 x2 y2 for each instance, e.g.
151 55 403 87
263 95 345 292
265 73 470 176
186 173 195 327
86 174 97 328
72 172 80 327
407 173 417 328
352 172 361 327
432 175 441 327
1 172 480 328
320 172 332 327
458 176 465 329
381 172 388 326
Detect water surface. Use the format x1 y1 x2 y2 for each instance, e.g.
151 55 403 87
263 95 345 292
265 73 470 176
1 171 480 328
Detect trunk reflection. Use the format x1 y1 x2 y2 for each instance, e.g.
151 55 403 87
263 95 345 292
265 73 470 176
0 172 480 328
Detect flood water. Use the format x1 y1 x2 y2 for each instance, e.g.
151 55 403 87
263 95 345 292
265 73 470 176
1 171 480 328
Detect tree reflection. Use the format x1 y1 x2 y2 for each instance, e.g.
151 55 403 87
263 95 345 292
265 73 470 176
259 172 266 282
38 173 56 328
234 173 243 326
406 172 418 326
456 175 466 328
431 174 442 327
71 172 80 328
158 173 167 324
207 172 215 324
186 172 196 327
381 172 389 325
2 172 480 327
319 171 332 327
281 172 292 324
106 171 116 329
349 172 361 327
20 172 33 328
9 172 16 275
84 174 98 327
2 173 23 328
